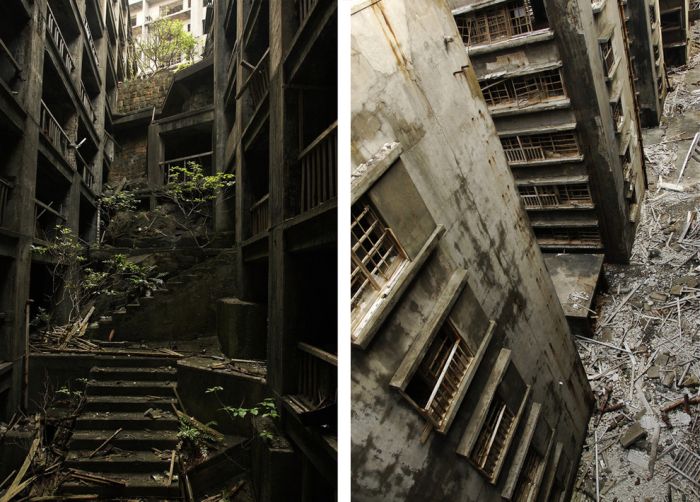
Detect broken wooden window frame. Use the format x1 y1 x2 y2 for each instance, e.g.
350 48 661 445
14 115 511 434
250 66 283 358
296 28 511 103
501 403 555 501
351 143 445 349
456 349 531 484
283 341 337 422
534 226 602 248
517 182 593 209
389 270 495 434
598 29 617 78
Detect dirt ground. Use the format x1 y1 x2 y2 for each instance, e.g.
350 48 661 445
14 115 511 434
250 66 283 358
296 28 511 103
573 25 700 502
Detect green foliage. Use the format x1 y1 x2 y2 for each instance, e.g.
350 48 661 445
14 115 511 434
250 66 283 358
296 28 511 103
132 19 198 76
100 190 138 213
165 162 235 206
206 387 279 442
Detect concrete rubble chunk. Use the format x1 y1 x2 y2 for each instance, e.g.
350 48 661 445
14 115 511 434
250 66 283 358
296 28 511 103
620 422 647 449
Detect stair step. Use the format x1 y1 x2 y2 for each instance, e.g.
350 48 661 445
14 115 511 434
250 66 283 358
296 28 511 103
75 411 178 431
69 429 179 451
86 356 179 368
60 472 179 497
84 396 176 413
90 366 176 381
65 450 173 473
87 380 176 397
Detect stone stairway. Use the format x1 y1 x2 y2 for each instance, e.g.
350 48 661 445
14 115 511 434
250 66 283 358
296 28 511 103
60 355 181 499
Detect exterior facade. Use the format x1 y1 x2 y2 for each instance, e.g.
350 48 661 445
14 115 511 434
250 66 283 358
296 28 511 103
0 0 131 416
129 0 209 62
211 0 338 499
451 0 647 263
351 1 593 500
626 0 668 126
659 0 690 65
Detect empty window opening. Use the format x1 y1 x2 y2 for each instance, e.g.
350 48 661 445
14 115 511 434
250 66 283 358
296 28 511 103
512 447 544 502
454 0 548 46
471 394 516 480
480 69 566 109
500 131 579 164
518 183 592 208
403 320 473 428
649 4 657 24
600 38 615 75
351 201 406 324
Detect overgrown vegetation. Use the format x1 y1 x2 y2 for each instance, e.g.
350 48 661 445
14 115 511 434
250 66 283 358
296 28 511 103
131 19 198 76
32 227 163 326
205 386 279 442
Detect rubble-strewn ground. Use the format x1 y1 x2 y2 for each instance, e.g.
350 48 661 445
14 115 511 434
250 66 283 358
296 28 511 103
574 25 700 502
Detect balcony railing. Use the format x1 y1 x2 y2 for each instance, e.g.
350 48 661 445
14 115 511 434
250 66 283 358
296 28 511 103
299 121 337 214
0 177 12 225
79 80 97 123
249 193 269 236
294 342 337 412
239 48 269 111
76 150 96 191
297 0 318 26
0 38 22 88
40 101 73 165
84 17 100 67
34 199 67 242
47 4 75 73
159 151 213 184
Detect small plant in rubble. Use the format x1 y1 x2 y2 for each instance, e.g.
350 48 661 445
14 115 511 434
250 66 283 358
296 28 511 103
100 189 138 214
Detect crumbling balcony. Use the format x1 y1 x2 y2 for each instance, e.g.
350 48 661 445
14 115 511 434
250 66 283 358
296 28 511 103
500 131 580 165
534 227 602 248
298 121 337 214
454 0 549 47
518 183 593 210
76 150 96 191
240 48 269 112
480 68 566 111
0 176 12 225
34 199 66 242
83 16 100 69
40 100 74 167
249 193 269 236
46 4 76 75
79 80 97 124
0 38 23 92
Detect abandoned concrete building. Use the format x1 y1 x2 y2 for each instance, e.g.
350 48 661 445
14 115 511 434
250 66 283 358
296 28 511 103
659 0 690 65
450 0 647 264
0 0 131 416
0 0 337 500
351 1 593 500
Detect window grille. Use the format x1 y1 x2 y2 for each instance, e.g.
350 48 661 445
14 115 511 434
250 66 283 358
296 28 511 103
471 395 516 480
534 227 601 245
611 99 623 131
600 39 615 75
481 69 565 108
454 0 540 46
512 448 544 502
649 4 657 24
501 131 579 164
406 320 473 428
351 201 405 313
519 183 593 208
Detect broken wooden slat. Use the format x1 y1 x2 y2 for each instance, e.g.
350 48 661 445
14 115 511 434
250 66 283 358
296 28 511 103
0 433 40 502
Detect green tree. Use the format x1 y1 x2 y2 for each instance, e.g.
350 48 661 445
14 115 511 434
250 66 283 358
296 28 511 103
132 19 198 76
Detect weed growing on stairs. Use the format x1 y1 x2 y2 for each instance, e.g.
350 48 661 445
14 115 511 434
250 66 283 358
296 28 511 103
205 386 279 442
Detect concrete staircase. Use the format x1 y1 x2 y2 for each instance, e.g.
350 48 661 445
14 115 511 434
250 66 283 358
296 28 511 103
61 356 181 499
88 250 236 342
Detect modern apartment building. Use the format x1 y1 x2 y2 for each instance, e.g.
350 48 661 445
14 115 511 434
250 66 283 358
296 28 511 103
351 1 592 500
626 0 668 126
0 0 131 416
129 0 210 61
211 0 338 499
451 0 647 263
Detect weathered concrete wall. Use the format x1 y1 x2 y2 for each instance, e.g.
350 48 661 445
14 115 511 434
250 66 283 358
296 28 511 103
109 127 148 182
117 70 174 114
351 1 593 500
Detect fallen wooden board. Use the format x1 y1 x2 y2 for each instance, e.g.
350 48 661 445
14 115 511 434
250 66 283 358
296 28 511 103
0 433 40 502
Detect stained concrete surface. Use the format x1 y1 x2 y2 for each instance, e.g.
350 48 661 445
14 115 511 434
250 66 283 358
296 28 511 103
573 24 700 500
